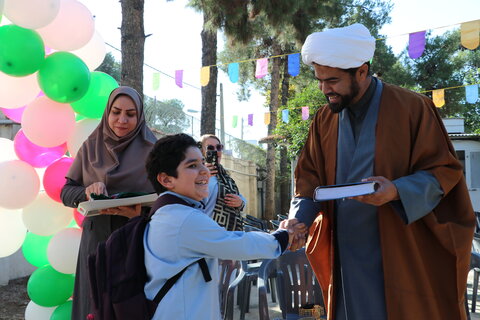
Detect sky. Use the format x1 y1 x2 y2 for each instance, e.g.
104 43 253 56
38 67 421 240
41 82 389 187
66 0 480 141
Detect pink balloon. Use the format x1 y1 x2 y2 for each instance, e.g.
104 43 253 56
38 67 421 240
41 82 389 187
43 157 73 202
14 129 66 168
22 96 76 148
73 208 84 228
0 105 25 123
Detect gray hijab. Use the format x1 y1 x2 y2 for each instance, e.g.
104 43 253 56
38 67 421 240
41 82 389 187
67 86 156 194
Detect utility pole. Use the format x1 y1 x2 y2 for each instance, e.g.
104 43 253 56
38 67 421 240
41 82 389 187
241 117 244 140
219 83 225 144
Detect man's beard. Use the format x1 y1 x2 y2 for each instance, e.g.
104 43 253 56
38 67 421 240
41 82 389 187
326 78 360 113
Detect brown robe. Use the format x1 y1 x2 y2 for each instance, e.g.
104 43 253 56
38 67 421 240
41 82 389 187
294 81 475 320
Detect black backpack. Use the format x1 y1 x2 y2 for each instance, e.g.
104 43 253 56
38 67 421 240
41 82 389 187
87 193 212 320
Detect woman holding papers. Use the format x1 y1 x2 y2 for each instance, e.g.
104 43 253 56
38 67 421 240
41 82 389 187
199 134 246 231
60 86 156 320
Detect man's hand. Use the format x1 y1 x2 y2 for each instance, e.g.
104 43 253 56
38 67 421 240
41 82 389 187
85 182 108 200
100 204 141 219
351 176 399 206
280 218 308 251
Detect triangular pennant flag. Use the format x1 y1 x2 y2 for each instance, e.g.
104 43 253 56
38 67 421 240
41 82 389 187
466 84 479 104
282 109 289 123
301 106 309 120
175 70 183 88
432 89 445 108
461 20 480 50
200 66 210 86
152 72 160 91
264 112 270 125
248 114 253 126
255 58 268 79
228 63 239 83
232 115 238 128
288 53 300 77
408 31 426 59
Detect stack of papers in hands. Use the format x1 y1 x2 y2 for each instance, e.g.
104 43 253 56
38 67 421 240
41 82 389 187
77 193 158 217
313 181 378 201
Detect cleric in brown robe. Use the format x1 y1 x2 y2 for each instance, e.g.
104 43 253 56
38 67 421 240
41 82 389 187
285 23 475 320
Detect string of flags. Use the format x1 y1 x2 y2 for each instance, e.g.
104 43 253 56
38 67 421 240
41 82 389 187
146 19 480 128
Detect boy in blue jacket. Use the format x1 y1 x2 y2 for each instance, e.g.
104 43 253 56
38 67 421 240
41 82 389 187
144 133 295 320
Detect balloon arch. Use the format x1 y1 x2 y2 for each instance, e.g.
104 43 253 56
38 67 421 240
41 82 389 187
0 0 119 318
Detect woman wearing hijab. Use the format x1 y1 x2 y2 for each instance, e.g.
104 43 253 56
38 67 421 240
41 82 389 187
61 86 157 320
200 134 246 231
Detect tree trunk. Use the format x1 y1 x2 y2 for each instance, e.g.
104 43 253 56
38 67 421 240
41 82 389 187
279 57 291 215
264 44 281 221
120 0 145 95
200 11 218 135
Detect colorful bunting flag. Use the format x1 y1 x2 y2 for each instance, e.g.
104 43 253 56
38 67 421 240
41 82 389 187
248 114 253 126
228 63 239 83
282 109 289 123
408 31 426 59
466 84 479 103
301 106 309 120
152 72 160 91
288 53 300 77
200 66 210 86
461 20 480 50
264 112 270 125
175 70 183 88
232 115 238 128
255 58 268 79
432 89 445 108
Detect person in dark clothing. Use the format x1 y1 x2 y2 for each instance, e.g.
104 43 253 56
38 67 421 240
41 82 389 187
60 86 156 320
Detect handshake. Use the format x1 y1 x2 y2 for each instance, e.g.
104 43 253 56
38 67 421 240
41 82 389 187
279 218 308 251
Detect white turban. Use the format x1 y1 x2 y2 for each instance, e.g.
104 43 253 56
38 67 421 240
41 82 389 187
301 23 375 69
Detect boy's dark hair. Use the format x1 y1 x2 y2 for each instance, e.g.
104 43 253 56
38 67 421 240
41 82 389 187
146 133 198 193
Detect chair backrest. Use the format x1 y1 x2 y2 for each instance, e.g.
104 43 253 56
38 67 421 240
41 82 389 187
218 259 241 317
245 214 269 231
260 248 324 319
473 233 480 254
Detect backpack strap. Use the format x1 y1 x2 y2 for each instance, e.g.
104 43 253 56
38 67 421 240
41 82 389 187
148 193 190 219
152 258 212 304
148 194 212 305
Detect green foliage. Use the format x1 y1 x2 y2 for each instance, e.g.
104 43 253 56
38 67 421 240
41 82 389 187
228 136 267 168
274 82 327 159
143 97 190 134
95 52 121 83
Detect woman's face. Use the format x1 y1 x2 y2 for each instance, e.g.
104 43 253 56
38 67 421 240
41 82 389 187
202 137 223 163
108 95 138 137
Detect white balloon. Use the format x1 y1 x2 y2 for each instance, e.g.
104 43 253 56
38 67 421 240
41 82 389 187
0 137 18 162
67 118 100 157
0 71 40 109
70 31 107 71
47 227 81 274
24 300 56 320
0 207 26 257
35 167 47 192
36 0 95 51
22 192 72 236
0 160 39 209
3 0 61 29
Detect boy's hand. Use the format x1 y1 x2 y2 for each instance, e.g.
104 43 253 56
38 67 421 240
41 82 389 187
280 218 308 251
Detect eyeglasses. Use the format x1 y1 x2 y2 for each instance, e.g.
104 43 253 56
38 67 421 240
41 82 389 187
206 144 224 151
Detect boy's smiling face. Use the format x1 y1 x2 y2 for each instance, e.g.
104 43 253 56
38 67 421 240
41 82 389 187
157 146 210 201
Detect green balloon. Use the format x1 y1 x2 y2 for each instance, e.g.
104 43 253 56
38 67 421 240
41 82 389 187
0 24 45 76
38 51 91 103
22 232 53 268
71 71 119 119
27 265 75 307
50 300 72 320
